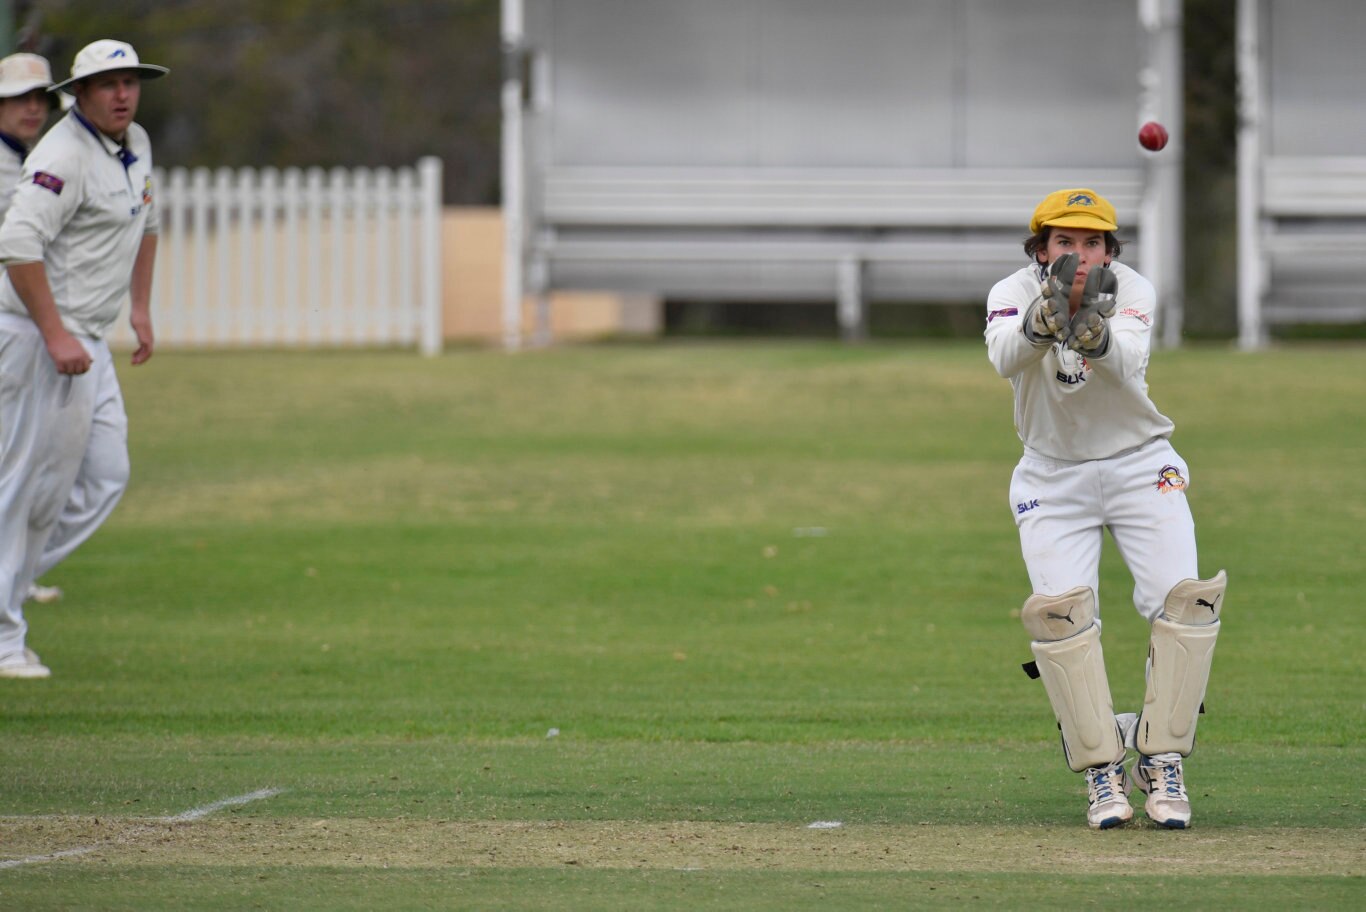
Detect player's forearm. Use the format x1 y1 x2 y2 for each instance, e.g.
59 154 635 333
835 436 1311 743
986 321 1051 378
1082 325 1146 384
5 260 66 339
129 234 158 315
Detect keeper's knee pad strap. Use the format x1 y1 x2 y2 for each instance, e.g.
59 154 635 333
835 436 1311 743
1022 588 1124 772
1137 571 1226 757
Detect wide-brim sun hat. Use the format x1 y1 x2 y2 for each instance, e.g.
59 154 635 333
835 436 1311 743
49 39 168 94
1029 188 1119 234
0 52 54 98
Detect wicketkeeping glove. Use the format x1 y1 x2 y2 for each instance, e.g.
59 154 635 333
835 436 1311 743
1021 252 1078 345
1065 267 1119 354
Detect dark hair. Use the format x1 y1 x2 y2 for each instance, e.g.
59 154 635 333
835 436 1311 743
1023 226 1124 262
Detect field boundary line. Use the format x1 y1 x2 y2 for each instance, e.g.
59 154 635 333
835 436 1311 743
0 787 284 871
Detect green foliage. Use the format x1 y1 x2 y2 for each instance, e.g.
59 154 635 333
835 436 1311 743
27 0 501 202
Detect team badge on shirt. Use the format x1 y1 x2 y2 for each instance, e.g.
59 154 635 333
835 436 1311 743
143 176 153 206
33 171 64 195
1155 464 1187 493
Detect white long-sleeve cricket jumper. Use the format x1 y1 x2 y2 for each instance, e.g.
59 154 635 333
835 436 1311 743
0 107 158 338
983 261 1174 462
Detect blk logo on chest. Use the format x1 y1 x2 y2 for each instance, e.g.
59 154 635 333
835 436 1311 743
1017 499 1040 514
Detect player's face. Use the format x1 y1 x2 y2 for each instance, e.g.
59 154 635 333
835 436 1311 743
0 89 51 144
73 70 141 140
1043 228 1111 281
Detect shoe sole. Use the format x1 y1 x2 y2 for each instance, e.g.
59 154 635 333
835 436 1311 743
1148 815 1189 829
1092 816 1130 830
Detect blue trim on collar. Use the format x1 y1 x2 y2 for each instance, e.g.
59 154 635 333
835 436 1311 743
0 131 25 162
71 108 138 170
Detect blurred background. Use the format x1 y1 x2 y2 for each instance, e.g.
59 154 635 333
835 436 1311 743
7 1 1357 345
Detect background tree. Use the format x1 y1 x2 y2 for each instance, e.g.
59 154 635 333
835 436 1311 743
22 0 501 204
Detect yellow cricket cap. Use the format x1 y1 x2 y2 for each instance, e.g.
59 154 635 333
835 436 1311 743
1029 188 1118 234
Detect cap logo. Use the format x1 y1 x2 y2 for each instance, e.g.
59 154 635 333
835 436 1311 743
110 49 127 59
1067 193 1096 207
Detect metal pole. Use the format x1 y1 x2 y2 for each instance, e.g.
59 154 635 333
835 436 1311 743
501 0 526 352
836 256 866 343
1140 0 1185 349
418 156 444 356
1235 0 1266 350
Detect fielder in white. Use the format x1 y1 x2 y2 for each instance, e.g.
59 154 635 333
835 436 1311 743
984 188 1225 829
0 52 68 607
0 40 167 679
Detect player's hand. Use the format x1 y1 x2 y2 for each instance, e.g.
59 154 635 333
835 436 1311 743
1066 267 1118 354
45 330 92 375
1042 252 1080 308
130 310 155 365
1023 252 1077 344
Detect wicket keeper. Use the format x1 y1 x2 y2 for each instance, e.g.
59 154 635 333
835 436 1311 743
984 188 1225 829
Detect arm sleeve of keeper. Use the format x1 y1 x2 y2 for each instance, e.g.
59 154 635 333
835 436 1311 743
1082 269 1156 384
0 149 83 265
985 275 1051 379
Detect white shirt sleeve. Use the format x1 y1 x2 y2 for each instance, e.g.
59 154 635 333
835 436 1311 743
984 268 1050 379
1084 266 1157 385
132 125 159 236
0 144 84 265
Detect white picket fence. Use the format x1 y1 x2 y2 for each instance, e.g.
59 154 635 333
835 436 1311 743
105 156 444 355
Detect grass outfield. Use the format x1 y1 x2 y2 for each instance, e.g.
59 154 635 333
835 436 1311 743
1 341 1361 910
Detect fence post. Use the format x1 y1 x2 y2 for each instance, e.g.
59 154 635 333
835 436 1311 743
259 167 279 346
190 167 211 345
418 156 443 357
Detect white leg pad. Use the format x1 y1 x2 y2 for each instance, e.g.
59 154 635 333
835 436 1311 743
1022 587 1124 772
1137 571 1226 757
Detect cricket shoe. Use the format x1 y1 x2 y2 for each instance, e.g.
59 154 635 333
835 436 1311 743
25 583 63 604
1083 760 1133 829
0 648 51 679
1134 752 1191 828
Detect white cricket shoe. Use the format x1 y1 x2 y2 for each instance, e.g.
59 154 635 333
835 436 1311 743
1084 760 1133 829
26 583 63 604
1135 752 1191 828
0 648 52 679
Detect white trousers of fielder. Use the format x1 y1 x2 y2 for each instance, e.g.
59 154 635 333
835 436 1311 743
1010 436 1197 623
0 314 128 656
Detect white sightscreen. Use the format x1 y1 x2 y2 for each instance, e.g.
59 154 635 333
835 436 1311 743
1266 0 1366 156
532 0 1143 169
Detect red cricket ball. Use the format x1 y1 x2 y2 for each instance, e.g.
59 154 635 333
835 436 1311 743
1139 121 1169 152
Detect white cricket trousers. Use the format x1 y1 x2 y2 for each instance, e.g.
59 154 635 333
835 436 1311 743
1009 436 1198 623
0 315 128 656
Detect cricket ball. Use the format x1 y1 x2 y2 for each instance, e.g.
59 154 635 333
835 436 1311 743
1139 121 1169 152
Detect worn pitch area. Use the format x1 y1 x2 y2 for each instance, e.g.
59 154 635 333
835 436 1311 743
1 817 1358 875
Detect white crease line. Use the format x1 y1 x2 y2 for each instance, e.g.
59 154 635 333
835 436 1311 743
0 846 96 870
158 787 285 823
1 787 284 870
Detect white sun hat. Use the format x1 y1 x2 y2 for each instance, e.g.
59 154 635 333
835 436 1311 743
50 39 168 94
0 53 54 98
